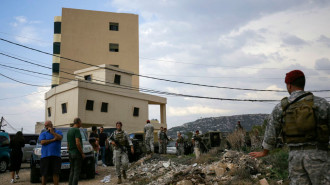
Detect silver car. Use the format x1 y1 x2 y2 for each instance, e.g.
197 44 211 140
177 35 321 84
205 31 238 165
166 141 177 154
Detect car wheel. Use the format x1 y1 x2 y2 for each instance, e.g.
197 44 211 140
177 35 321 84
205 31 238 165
30 165 40 183
0 159 8 173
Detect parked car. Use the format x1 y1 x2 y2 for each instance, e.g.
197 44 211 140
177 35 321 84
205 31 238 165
10 133 39 162
166 141 177 154
30 128 94 183
0 130 10 173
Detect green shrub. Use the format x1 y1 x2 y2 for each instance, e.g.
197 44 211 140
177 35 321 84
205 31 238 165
262 147 289 180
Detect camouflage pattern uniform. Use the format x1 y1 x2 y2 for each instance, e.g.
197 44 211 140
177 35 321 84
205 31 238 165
192 134 201 159
177 136 185 156
109 130 133 177
144 123 154 153
262 90 330 185
158 130 167 154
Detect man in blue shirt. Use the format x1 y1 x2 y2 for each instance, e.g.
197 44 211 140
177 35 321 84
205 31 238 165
39 121 63 185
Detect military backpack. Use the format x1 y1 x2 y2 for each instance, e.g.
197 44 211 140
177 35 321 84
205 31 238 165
281 92 329 144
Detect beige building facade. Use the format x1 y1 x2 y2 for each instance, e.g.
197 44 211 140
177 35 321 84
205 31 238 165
52 8 139 88
45 65 167 133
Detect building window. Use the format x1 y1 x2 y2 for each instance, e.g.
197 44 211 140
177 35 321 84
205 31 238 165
47 107 51 117
52 63 60 73
109 43 119 52
86 100 94 111
133 107 139 117
53 42 61 54
109 22 119 31
101 102 108 112
84 75 92 81
61 103 67 114
114 74 121 85
54 22 61 34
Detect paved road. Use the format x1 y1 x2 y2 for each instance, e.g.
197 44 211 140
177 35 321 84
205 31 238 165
0 163 130 184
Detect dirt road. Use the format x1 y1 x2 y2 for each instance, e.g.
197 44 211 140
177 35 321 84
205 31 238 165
0 163 130 185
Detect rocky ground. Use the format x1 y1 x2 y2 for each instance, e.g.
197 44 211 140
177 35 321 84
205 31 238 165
0 163 130 185
126 149 289 185
0 149 289 184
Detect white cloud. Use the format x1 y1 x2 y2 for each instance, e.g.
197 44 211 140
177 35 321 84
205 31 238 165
10 16 49 47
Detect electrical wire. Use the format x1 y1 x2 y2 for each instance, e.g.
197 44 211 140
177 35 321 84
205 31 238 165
0 38 294 92
0 64 282 102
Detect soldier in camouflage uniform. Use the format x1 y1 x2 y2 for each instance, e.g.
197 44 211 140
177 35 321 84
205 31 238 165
158 127 167 154
250 70 330 185
144 120 154 154
109 122 134 184
176 132 185 156
192 130 201 159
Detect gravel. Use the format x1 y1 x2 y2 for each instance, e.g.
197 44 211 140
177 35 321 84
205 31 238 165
0 162 130 184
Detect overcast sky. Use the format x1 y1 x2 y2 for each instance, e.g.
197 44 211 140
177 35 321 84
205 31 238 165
0 0 330 133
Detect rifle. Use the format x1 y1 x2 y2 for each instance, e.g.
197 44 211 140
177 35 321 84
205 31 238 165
110 134 127 153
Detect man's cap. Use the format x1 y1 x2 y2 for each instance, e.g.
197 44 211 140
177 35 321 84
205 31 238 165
196 130 199 133
147 120 150 123
285 70 305 84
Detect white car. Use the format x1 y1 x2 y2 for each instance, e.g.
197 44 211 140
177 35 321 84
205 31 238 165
166 141 177 154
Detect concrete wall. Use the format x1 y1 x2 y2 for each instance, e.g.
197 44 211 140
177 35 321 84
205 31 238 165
57 8 139 88
74 64 133 87
45 81 167 133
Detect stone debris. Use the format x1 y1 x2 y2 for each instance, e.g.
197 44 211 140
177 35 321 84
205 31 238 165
126 150 284 185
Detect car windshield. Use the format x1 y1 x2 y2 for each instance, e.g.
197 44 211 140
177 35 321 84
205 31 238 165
38 128 87 143
167 141 176 147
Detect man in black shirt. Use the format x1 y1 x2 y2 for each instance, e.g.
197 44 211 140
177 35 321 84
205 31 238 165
98 126 109 167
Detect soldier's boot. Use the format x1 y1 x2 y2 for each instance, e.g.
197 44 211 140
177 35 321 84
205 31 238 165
117 176 122 184
122 170 127 179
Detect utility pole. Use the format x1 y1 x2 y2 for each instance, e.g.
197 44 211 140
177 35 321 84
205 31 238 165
0 116 3 130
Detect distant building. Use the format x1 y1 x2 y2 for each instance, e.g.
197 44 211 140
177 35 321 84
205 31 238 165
35 122 44 134
45 64 167 133
51 8 139 88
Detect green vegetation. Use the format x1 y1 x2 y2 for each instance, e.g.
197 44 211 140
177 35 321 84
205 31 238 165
262 147 289 180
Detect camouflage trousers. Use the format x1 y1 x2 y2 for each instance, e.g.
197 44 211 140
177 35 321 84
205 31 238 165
289 149 329 185
145 137 154 153
113 149 129 177
177 145 184 156
159 140 167 154
194 147 201 159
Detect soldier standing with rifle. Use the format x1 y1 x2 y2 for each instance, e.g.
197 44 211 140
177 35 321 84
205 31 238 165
192 130 201 159
176 132 185 156
144 120 154 154
158 127 166 154
109 122 134 184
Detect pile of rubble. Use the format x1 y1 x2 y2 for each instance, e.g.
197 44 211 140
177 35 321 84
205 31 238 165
127 150 285 185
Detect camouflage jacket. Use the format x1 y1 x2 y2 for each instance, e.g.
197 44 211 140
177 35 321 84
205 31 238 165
144 123 154 138
109 130 133 149
262 90 330 150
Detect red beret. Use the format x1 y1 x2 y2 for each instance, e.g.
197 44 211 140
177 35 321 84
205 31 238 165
285 70 304 84
147 120 150 123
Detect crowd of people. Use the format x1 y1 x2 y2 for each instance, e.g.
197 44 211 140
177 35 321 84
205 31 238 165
6 69 329 185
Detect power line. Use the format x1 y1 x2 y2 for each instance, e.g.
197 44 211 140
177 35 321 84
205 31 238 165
2 38 330 93
0 38 299 92
0 31 329 71
0 73 49 87
0 63 282 102
0 90 48 101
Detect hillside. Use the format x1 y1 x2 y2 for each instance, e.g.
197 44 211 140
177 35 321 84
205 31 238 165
167 114 269 138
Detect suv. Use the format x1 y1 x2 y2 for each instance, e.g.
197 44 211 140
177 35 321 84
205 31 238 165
0 130 10 173
30 128 95 183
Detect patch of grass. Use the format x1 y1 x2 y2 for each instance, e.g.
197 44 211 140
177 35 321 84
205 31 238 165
262 147 289 180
